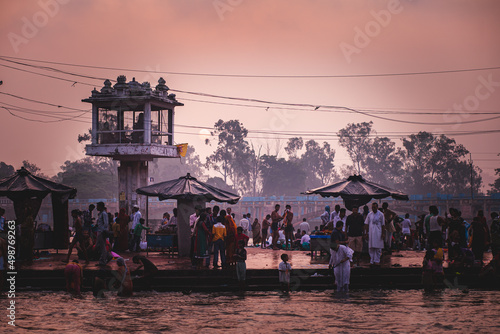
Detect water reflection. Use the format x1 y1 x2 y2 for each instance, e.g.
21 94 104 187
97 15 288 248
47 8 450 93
4 289 500 333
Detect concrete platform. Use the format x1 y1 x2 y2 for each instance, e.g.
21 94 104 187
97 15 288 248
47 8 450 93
23 247 492 271
10 248 497 293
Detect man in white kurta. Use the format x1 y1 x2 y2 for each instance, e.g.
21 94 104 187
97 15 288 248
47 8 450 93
329 244 354 292
239 214 250 236
364 202 385 266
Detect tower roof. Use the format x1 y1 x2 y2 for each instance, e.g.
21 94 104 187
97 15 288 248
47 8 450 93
82 75 183 110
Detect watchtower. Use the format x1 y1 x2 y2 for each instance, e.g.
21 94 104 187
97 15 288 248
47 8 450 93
82 75 183 212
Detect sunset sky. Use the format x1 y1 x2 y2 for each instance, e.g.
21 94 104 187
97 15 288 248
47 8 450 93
1 0 499 191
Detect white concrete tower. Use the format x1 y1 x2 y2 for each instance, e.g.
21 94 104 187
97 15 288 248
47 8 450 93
82 75 183 214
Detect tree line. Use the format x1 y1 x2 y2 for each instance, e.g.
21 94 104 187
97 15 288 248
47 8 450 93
203 120 486 197
0 120 497 198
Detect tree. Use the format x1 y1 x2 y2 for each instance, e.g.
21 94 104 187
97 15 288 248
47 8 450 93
399 132 435 193
22 160 50 179
56 157 118 199
338 122 374 174
0 162 15 179
338 123 482 195
285 137 304 159
247 143 263 197
301 140 337 188
439 160 482 195
205 176 237 194
205 119 253 194
364 137 403 187
489 165 500 195
400 132 482 195
338 122 402 186
150 145 205 182
57 157 118 176
78 128 91 143
338 164 357 179
259 155 305 196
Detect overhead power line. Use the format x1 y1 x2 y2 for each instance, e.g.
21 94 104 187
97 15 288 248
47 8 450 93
172 89 500 126
1 106 88 123
177 126 500 140
0 92 89 111
1 97 498 138
2 57 500 126
1 55 499 78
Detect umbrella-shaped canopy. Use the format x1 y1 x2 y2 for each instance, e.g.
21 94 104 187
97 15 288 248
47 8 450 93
0 167 77 200
0 167 77 257
136 173 240 257
304 175 409 210
136 173 240 204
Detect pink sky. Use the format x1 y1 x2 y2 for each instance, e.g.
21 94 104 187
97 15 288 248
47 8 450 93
1 0 499 191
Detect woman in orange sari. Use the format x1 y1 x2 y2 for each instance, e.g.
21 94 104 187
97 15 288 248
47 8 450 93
224 208 238 266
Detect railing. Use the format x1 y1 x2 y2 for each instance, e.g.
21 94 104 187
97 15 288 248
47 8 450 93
95 129 173 145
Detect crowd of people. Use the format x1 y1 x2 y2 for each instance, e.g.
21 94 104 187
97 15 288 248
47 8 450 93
65 201 500 274
63 203 157 266
180 203 318 270
59 202 164 297
318 202 500 266
2 199 499 296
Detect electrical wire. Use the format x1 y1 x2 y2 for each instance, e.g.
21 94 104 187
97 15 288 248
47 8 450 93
0 63 97 87
0 92 89 111
0 101 91 114
2 106 88 123
174 128 500 140
173 89 500 126
1 55 499 78
2 58 500 125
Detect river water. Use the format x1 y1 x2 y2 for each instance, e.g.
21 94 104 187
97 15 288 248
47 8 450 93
4 289 500 333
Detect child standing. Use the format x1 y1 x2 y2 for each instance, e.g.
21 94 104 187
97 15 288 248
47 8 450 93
234 240 247 291
278 253 292 294
131 218 150 252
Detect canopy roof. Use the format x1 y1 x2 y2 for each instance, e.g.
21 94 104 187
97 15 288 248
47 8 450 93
304 175 409 210
136 173 240 204
0 167 77 201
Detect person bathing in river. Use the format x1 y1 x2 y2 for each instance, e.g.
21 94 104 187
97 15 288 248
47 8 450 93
422 250 436 291
64 259 83 297
116 257 133 297
329 242 353 293
132 255 158 290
